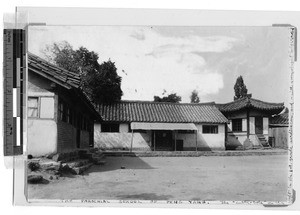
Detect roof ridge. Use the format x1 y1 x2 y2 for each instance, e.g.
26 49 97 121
104 100 216 106
217 97 284 106
249 97 284 106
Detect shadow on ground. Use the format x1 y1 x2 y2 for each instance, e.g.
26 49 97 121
84 156 154 175
117 193 173 200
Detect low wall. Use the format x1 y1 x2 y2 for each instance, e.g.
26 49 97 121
27 119 57 157
177 132 225 151
270 127 288 149
94 132 151 151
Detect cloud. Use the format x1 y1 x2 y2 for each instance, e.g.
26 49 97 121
28 26 239 103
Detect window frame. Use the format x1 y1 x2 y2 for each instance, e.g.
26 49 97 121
27 97 39 118
232 118 243 132
58 100 64 121
101 123 120 133
202 125 219 134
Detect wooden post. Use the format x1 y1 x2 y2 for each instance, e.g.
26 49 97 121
174 131 177 151
130 130 134 152
153 131 156 151
195 130 198 151
247 108 250 138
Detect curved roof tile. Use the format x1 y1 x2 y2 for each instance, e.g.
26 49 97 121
97 101 228 124
217 97 284 113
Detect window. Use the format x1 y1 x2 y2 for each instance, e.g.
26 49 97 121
66 107 70 123
58 100 64 121
101 123 119 132
202 125 218 134
232 119 243 132
58 99 71 123
28 97 39 118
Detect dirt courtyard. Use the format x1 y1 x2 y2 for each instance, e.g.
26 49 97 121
28 155 289 202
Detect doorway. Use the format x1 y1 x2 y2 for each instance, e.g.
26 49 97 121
154 130 173 151
255 117 263 134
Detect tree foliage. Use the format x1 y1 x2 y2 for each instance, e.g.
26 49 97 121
190 90 200 103
154 93 182 103
234 76 248 100
43 41 123 104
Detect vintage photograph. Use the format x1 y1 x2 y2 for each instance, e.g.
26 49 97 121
26 25 292 203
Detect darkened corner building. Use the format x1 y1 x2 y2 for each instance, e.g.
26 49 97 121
217 95 285 150
27 53 102 157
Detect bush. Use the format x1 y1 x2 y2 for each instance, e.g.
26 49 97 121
28 162 40 171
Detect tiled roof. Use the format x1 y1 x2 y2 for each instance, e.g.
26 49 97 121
217 97 284 113
270 113 289 126
97 101 228 124
28 53 81 89
28 52 101 120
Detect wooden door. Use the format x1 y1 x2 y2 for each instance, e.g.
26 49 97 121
155 131 172 150
255 117 263 134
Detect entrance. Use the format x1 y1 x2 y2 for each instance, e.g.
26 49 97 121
154 130 173 151
255 117 263 134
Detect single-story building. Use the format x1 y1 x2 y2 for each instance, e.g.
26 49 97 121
269 112 289 149
27 53 102 157
217 95 285 150
94 101 228 151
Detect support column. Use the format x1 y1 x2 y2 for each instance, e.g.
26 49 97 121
153 131 156 151
195 130 198 151
174 131 177 151
247 108 250 138
130 130 134 152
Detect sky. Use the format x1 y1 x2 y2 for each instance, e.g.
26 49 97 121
28 26 292 105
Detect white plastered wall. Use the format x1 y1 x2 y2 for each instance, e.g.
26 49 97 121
94 123 151 150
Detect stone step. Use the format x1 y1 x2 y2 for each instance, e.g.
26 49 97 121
71 163 93 175
63 159 90 168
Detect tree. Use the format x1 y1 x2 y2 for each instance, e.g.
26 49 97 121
43 41 123 104
88 60 123 103
234 76 248 100
154 93 182 103
190 90 200 103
